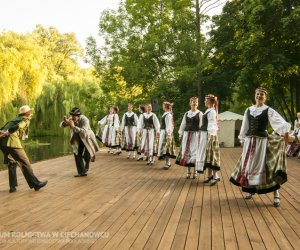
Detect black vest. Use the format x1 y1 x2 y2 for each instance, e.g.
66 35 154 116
125 113 135 126
200 110 211 131
246 107 269 137
161 113 169 130
184 111 200 131
144 114 154 129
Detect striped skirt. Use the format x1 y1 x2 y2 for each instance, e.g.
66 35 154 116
122 126 137 151
140 129 158 157
196 132 220 173
157 130 177 160
230 134 287 194
175 131 199 167
112 128 122 148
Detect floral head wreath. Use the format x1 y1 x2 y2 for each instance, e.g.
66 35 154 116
255 87 268 94
205 94 218 102
189 96 198 103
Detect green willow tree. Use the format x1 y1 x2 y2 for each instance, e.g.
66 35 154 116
0 31 48 120
0 26 104 136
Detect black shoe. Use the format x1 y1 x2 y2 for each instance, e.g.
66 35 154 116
210 177 221 186
203 176 213 183
34 180 48 191
9 187 16 193
163 164 171 170
245 193 254 199
185 173 191 179
273 197 280 207
74 173 87 177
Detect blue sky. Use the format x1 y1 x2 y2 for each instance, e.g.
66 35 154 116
0 0 120 47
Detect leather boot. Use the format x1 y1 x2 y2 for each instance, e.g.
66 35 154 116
8 162 18 192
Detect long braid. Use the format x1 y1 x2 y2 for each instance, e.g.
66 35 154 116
163 102 174 130
214 96 219 130
170 104 174 130
205 94 219 130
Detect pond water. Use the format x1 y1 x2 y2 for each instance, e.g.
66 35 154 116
0 135 73 170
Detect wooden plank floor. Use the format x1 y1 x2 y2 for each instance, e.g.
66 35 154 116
0 148 299 249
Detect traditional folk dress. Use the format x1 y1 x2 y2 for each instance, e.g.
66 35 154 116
157 112 176 160
230 105 291 194
290 118 300 141
98 114 121 148
176 110 203 167
138 112 160 159
286 118 300 157
121 112 139 151
196 108 220 173
136 113 145 156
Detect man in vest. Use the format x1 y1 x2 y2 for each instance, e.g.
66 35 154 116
0 105 48 192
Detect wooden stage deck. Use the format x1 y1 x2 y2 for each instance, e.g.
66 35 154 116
0 148 299 249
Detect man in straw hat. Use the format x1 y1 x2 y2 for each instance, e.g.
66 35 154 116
0 105 48 192
60 107 99 177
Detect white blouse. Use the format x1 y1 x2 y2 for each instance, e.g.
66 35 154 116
178 109 203 136
98 114 120 128
239 105 291 142
205 108 218 136
120 112 139 130
137 112 160 132
161 112 173 135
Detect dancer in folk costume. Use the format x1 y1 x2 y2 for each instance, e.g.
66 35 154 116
286 112 300 157
121 103 139 159
136 105 146 161
290 112 300 141
98 105 122 154
196 94 221 185
230 87 290 207
98 107 114 153
157 102 176 169
176 97 203 179
138 103 160 165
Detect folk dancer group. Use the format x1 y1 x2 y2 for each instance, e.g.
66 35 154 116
176 95 221 185
0 88 292 208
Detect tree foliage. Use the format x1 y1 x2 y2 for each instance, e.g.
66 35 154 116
0 26 102 135
87 0 209 121
209 0 300 120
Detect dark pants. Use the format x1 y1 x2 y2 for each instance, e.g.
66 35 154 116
74 139 91 175
1 147 41 189
8 161 18 189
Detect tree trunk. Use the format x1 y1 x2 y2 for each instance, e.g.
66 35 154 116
278 90 292 121
295 75 300 114
290 77 295 119
195 0 202 101
277 98 287 121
